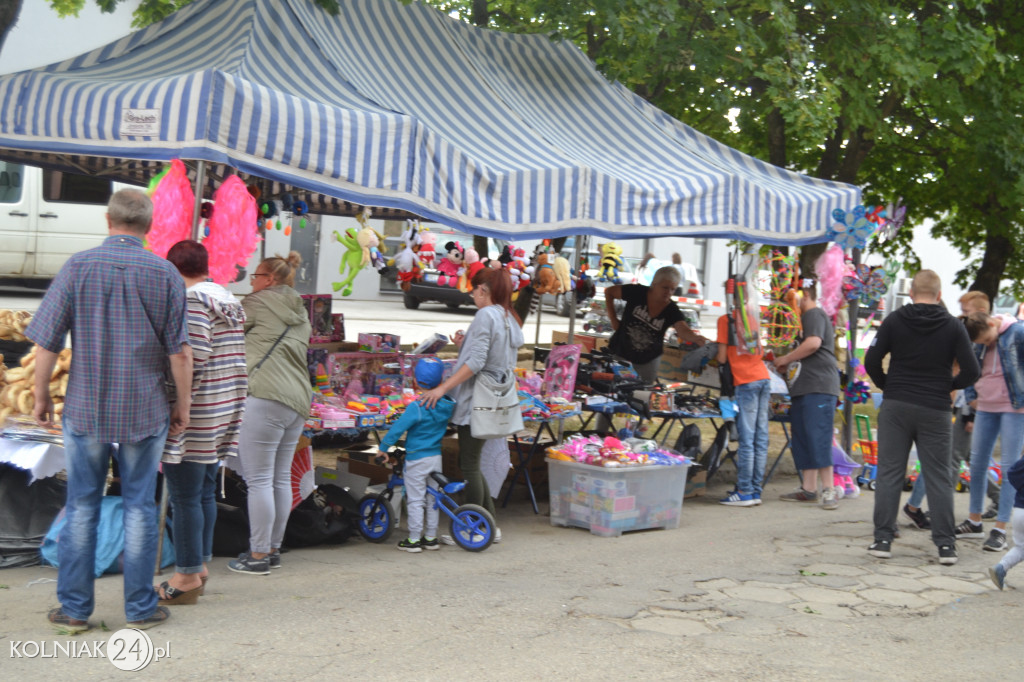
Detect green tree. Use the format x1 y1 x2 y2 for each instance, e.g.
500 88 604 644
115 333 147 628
430 0 1023 295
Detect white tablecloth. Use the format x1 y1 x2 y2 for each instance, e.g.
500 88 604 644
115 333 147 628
0 439 65 483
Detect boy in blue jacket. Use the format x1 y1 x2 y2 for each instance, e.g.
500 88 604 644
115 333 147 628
378 358 455 553
989 456 1024 589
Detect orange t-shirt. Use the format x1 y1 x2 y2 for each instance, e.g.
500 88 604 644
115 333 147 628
717 314 769 386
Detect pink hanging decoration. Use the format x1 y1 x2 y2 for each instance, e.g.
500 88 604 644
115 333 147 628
205 175 261 284
815 244 846 318
146 159 194 258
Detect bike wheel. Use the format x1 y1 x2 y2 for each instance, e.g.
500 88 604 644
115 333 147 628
449 504 495 552
357 493 395 543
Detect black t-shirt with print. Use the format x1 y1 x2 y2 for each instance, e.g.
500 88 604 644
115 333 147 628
608 284 683 365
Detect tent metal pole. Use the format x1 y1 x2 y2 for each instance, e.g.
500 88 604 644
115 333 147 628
842 247 862 455
190 159 206 241
568 234 584 342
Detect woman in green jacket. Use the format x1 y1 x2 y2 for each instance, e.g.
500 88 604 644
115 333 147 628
229 252 312 575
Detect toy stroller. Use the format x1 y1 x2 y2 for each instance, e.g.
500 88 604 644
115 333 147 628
832 440 861 498
357 448 496 552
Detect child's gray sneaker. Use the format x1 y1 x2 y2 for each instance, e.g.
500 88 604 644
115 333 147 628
989 563 1007 590
983 529 1008 552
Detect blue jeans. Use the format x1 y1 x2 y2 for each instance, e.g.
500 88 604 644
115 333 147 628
59 418 168 622
969 411 1024 523
163 461 219 573
734 379 770 496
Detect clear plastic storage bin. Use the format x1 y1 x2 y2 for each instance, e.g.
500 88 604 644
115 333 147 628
547 458 688 537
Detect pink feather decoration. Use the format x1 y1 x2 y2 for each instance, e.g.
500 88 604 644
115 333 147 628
146 159 194 258
816 244 847 318
205 175 261 284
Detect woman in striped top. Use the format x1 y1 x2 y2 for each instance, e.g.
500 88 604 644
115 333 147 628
155 240 248 604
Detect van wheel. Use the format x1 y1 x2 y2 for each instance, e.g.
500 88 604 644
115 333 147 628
446 302 461 310
403 292 420 310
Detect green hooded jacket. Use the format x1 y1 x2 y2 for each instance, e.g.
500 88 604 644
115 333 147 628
242 285 312 418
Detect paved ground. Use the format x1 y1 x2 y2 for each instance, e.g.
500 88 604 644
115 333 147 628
2 471 1020 680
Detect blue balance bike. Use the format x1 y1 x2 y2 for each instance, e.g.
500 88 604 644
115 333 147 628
357 449 496 552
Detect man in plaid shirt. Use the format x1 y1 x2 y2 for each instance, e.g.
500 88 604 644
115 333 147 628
27 188 193 633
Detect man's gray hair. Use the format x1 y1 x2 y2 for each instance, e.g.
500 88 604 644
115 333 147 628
651 265 681 287
108 188 154 234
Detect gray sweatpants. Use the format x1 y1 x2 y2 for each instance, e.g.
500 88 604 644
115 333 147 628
404 455 441 541
874 398 956 547
237 396 305 554
997 507 1024 573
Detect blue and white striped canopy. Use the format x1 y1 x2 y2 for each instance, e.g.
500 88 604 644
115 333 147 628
0 0 860 243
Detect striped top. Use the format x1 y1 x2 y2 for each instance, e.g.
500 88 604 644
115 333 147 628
25 234 187 443
0 0 860 244
162 282 248 464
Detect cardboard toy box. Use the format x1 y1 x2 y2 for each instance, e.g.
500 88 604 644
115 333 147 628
358 333 401 353
547 458 688 537
326 352 401 397
659 345 720 387
302 294 334 343
551 330 608 353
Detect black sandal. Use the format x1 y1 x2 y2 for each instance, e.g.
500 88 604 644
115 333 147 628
155 581 201 605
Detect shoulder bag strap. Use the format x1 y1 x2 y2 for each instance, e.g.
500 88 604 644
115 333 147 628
251 325 292 374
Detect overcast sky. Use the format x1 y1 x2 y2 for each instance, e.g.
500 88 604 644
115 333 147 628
0 0 139 74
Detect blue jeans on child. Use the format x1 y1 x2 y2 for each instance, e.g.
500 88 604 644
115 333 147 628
59 418 168 623
969 411 1024 524
163 461 219 573
734 379 771 496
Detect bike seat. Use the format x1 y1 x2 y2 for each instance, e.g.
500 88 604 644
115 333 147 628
430 471 451 487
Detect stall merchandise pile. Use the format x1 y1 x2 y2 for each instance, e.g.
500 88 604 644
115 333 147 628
547 435 692 468
0 313 71 423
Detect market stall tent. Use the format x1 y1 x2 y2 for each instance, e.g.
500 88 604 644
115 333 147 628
0 0 859 243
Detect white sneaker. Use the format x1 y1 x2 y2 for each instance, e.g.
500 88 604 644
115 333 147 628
439 535 456 546
494 527 502 544
821 487 838 510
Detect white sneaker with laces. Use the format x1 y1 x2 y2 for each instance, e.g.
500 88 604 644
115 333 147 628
821 487 838 510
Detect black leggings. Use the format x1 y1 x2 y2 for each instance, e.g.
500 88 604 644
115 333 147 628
456 424 497 517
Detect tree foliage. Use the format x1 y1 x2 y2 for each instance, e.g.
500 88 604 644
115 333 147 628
428 0 1024 298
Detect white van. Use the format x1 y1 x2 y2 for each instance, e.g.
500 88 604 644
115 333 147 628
0 161 126 283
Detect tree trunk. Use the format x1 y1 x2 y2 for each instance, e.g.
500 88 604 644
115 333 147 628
970 230 1012 303
0 0 25 57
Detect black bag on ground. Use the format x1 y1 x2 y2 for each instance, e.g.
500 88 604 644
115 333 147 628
672 422 702 460
211 472 250 557
283 484 358 548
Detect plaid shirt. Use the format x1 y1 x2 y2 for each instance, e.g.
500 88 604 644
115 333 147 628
26 234 188 442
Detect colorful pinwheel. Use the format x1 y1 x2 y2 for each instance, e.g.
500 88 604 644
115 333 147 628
876 198 907 243
842 263 890 306
827 206 876 251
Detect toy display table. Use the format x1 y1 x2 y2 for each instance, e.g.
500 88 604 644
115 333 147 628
501 412 581 514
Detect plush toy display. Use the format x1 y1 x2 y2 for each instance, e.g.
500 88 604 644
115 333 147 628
553 255 572 294
418 230 437 269
459 247 484 292
599 242 624 283
202 175 260 284
533 252 560 295
393 219 423 289
437 241 465 287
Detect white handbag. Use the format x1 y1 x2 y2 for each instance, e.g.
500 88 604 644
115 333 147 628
470 369 524 439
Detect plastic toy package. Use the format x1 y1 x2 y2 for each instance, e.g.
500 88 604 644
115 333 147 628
547 434 692 468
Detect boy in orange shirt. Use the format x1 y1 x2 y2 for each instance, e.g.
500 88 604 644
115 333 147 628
717 305 771 506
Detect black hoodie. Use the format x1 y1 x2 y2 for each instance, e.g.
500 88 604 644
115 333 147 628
865 303 980 411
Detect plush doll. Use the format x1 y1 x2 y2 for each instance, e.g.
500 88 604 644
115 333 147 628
459 247 484 292
437 241 465 287
342 367 365 401
418 230 437 269
331 228 364 296
599 242 624 283
552 255 572 294
533 252 560 295
392 220 422 289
